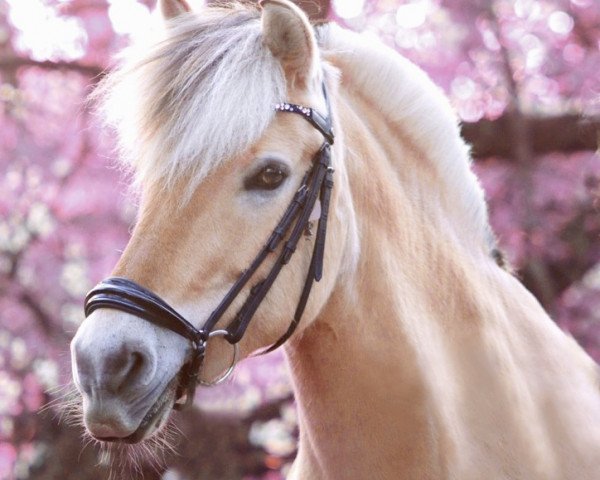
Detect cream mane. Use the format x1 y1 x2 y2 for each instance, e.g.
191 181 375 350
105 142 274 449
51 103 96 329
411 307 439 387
317 24 492 249
93 4 286 194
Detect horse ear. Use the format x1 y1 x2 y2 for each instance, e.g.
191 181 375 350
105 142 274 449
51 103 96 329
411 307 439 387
260 0 319 87
160 0 191 20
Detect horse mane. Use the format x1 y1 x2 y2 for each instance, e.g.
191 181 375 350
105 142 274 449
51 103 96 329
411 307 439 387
316 24 494 253
92 3 286 195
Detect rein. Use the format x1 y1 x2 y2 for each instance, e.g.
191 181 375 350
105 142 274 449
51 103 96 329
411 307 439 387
84 83 334 409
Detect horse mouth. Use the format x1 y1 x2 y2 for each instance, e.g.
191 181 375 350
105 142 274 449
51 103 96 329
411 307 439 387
95 377 178 444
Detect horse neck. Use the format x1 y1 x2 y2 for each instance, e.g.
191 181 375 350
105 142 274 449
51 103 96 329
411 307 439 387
283 34 600 478
284 88 490 477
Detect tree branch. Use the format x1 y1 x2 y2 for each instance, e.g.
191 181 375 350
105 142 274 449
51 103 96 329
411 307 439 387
18 289 55 337
0 57 104 79
294 0 331 20
462 114 600 160
2 58 597 161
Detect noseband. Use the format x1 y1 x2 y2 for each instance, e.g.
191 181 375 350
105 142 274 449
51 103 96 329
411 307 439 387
84 83 335 409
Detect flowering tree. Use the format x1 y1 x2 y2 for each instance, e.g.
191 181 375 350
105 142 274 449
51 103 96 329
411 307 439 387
0 0 598 478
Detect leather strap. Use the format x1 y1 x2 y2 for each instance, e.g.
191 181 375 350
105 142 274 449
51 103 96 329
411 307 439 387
85 277 206 345
225 144 331 344
261 150 334 354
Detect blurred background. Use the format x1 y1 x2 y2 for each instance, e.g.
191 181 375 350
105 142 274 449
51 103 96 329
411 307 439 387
0 0 598 478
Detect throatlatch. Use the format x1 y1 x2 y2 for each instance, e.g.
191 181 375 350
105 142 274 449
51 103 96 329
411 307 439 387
84 83 334 409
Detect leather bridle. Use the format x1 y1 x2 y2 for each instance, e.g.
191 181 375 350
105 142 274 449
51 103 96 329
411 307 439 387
84 83 335 409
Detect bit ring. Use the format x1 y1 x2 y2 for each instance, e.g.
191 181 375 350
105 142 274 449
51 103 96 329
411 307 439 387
198 330 239 387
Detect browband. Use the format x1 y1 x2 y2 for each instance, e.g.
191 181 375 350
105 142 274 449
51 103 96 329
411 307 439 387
85 82 335 409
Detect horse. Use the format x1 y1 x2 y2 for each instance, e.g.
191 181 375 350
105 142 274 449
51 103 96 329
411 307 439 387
70 0 600 478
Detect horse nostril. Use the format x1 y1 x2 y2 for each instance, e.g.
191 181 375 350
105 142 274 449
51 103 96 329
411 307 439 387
71 318 159 398
106 347 153 394
128 352 144 379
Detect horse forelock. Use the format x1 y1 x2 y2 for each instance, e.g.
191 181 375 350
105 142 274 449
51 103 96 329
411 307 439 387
93 4 286 197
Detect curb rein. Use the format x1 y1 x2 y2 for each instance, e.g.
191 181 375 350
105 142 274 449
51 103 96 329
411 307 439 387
84 83 335 410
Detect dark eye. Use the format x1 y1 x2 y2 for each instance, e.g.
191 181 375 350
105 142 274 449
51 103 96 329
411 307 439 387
244 162 289 191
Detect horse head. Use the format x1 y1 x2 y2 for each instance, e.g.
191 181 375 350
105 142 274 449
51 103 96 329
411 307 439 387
70 0 354 444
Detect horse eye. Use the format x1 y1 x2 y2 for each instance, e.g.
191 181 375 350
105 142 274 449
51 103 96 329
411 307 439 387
245 163 289 191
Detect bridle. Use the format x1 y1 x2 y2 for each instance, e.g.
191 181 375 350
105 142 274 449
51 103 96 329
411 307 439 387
84 83 335 409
